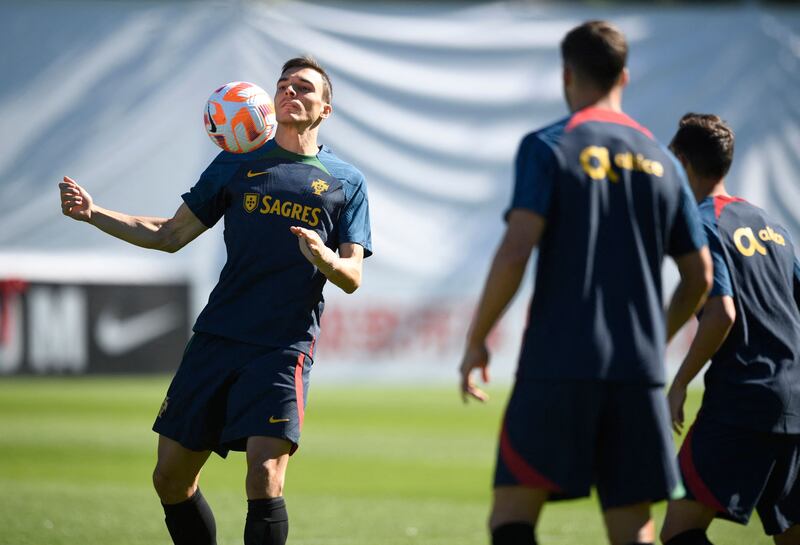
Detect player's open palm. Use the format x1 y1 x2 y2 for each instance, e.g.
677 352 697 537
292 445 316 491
59 176 93 222
290 226 331 266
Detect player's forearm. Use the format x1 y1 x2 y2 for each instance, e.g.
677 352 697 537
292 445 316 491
88 205 173 251
666 283 699 341
315 251 361 293
667 248 712 341
466 251 527 347
672 296 735 387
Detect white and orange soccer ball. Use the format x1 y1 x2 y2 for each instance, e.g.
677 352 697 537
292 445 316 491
204 81 277 153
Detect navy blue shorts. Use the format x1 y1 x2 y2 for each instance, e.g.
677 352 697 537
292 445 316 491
679 410 800 535
152 332 312 457
494 380 681 509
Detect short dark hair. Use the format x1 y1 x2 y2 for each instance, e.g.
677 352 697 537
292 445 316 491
561 20 628 93
670 113 735 180
281 56 333 103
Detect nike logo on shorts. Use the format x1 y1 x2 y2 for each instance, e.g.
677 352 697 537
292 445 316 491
269 416 290 424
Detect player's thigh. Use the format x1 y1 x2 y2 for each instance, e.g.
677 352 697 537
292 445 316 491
678 413 782 529
221 349 312 455
494 380 602 500
153 333 248 452
595 383 680 509
660 499 716 542
756 433 800 536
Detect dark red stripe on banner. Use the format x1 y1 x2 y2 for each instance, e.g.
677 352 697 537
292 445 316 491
566 107 653 139
500 425 561 492
678 427 726 513
294 353 305 430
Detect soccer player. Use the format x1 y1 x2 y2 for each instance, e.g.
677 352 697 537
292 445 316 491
459 21 712 545
59 56 371 545
660 114 800 545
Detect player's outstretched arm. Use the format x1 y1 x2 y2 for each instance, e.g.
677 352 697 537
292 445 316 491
667 295 735 434
459 210 545 403
59 176 208 252
666 247 712 342
290 226 363 293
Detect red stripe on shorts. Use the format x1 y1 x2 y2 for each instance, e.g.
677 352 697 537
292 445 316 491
500 424 562 492
678 426 726 513
294 353 305 430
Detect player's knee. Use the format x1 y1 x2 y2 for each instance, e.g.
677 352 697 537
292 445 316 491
246 459 285 497
152 465 194 502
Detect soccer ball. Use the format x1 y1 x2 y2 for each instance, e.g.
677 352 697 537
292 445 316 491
204 81 277 153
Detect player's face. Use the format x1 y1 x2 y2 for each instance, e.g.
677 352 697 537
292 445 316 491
275 68 332 127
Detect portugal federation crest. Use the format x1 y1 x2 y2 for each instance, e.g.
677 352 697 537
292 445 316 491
310 179 330 196
243 193 259 213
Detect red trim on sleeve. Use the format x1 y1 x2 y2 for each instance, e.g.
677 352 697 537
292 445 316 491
500 424 562 492
713 195 746 219
294 353 305 430
565 107 653 139
678 427 726 513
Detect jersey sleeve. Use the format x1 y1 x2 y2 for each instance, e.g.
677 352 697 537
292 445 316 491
504 133 557 220
704 222 734 298
338 174 373 257
181 152 238 228
667 169 707 257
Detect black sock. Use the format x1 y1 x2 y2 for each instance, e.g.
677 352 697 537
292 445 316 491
491 522 536 545
665 529 714 545
162 488 216 545
244 497 289 545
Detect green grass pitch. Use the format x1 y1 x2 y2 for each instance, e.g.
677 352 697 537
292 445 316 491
0 377 769 544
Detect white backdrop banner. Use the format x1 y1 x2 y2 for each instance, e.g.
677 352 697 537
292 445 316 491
0 1 798 380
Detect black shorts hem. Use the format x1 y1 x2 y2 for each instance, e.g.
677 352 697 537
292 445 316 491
220 430 300 456
152 426 230 459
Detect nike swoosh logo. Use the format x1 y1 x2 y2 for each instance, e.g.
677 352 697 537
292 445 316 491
247 170 269 178
269 416 290 424
95 304 182 356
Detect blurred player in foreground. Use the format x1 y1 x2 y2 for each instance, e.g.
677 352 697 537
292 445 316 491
459 21 712 545
59 56 372 545
661 114 800 545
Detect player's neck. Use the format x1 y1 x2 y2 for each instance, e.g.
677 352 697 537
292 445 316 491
696 180 729 203
274 126 320 156
569 88 623 114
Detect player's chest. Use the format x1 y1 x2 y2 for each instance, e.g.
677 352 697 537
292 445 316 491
226 163 344 230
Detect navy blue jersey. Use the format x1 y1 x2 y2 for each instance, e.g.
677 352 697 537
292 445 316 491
183 140 372 356
510 108 706 384
698 196 800 433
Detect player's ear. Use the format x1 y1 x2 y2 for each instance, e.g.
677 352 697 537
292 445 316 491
320 102 332 119
618 67 630 88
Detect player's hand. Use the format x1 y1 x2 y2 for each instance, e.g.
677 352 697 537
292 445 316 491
290 226 334 267
59 176 93 222
667 381 687 434
459 343 490 403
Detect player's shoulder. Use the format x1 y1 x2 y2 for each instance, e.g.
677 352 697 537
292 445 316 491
206 140 280 166
521 116 570 153
317 145 367 196
697 196 721 230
